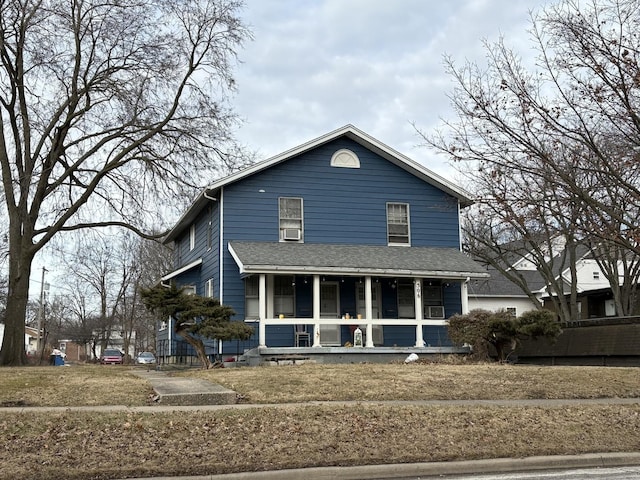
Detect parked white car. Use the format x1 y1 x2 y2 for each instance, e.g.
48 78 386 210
135 352 156 365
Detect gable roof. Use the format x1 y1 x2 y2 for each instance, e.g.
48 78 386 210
165 125 473 243
228 241 489 279
468 266 547 297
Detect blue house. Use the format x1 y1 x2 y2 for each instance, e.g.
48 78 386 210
158 125 488 363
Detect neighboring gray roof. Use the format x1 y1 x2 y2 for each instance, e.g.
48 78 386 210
468 266 547 297
164 125 474 243
228 241 489 279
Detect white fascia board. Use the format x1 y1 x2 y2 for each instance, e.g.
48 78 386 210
239 264 489 280
161 258 203 282
166 125 474 243
205 124 473 204
227 243 245 275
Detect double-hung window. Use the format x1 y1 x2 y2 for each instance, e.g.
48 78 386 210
245 276 259 320
274 275 295 317
205 279 214 298
279 197 303 241
397 280 415 318
387 203 410 245
189 224 196 251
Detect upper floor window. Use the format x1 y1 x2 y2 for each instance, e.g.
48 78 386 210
387 203 410 245
279 197 303 242
189 224 196 251
207 206 213 251
330 149 360 168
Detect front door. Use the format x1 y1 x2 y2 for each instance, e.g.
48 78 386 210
320 282 340 345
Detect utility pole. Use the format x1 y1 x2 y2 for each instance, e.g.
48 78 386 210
36 266 48 357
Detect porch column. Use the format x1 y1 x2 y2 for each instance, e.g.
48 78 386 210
365 276 374 347
258 274 267 348
461 278 469 314
414 278 425 347
312 274 321 347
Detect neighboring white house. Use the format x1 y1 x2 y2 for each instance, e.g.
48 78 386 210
468 266 542 317
0 323 40 355
468 245 625 319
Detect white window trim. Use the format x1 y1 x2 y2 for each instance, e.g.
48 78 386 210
245 276 259 320
279 197 304 242
183 285 196 296
205 279 214 298
330 149 360 168
386 202 410 246
189 224 196 251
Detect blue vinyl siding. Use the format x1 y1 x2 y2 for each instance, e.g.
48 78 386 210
168 135 467 350
221 137 461 324
222 138 460 247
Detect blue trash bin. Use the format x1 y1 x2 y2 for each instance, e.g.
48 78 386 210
53 355 64 366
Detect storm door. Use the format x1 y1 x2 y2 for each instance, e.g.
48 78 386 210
320 282 340 345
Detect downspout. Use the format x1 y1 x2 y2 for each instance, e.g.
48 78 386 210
168 316 172 364
458 201 463 252
218 187 224 302
204 188 222 358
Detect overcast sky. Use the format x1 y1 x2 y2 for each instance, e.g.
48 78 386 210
34 0 552 298
232 0 548 182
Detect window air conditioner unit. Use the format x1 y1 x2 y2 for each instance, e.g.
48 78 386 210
428 306 445 318
283 228 301 241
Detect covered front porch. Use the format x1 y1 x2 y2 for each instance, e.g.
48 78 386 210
253 275 470 348
229 241 490 351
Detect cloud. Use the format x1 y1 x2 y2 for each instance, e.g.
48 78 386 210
233 0 547 180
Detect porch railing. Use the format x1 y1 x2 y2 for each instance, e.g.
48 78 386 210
259 317 448 348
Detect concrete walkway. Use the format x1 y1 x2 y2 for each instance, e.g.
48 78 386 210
129 369 237 406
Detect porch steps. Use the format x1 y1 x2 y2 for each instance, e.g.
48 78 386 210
263 354 317 366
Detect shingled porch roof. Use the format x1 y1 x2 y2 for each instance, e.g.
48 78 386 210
228 241 489 279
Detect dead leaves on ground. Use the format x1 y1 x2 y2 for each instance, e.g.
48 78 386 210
1 404 640 480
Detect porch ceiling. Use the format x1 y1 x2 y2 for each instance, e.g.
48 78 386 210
228 241 489 279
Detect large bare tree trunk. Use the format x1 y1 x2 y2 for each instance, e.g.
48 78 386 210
0 0 249 366
0 245 34 366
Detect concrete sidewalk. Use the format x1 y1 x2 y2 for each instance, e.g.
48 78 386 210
120 370 640 479
2 369 638 480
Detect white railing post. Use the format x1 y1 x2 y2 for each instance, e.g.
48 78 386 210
258 274 267 347
461 278 470 314
365 276 374 347
312 274 322 347
414 278 424 347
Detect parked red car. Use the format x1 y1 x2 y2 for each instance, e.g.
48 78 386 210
100 349 123 365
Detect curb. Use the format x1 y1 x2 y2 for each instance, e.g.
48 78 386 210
119 452 640 480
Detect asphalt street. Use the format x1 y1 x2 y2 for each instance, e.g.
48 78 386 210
425 466 640 479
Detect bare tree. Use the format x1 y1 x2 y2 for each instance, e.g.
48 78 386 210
0 0 251 365
420 0 640 321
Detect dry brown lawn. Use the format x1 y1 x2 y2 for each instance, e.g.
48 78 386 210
0 362 639 480
183 362 640 403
